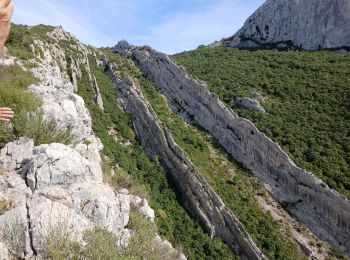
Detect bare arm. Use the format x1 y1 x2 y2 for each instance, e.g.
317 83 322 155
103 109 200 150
0 0 13 50
0 0 14 123
0 0 13 22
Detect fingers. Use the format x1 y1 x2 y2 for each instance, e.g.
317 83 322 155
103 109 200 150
0 1 13 22
0 107 14 122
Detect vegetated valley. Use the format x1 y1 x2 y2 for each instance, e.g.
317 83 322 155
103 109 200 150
0 24 348 260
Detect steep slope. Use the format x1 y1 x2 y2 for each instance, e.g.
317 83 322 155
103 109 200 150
0 25 183 259
173 48 350 200
221 0 350 50
2 23 348 260
104 47 342 259
112 42 350 257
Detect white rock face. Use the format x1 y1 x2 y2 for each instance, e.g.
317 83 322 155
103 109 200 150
105 60 265 260
26 143 102 190
0 137 161 258
223 0 350 50
113 42 350 256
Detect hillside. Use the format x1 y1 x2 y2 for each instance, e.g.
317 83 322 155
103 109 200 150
172 47 350 199
0 24 349 260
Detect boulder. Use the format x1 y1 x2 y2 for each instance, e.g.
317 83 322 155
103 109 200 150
233 97 266 113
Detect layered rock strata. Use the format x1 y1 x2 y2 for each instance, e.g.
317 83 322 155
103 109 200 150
113 43 350 255
221 0 350 50
104 58 266 260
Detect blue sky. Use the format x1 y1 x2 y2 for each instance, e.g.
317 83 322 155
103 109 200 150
12 0 265 54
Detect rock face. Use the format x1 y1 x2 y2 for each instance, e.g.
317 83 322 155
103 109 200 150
113 42 350 256
0 138 152 258
104 58 265 260
222 0 350 50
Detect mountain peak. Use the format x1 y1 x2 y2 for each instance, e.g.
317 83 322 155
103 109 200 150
222 0 350 50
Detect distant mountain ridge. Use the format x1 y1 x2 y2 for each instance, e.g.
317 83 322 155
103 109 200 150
221 0 350 50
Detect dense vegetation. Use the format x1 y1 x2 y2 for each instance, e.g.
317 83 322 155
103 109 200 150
7 24 55 61
173 47 350 199
0 65 71 147
76 51 237 259
43 210 176 259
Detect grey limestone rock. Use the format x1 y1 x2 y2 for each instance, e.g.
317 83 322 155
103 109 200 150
223 0 350 50
105 61 265 259
113 40 134 57
234 97 266 113
0 137 163 259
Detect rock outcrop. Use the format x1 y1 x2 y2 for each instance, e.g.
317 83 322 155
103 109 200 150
0 27 182 259
233 97 265 113
104 58 266 260
0 136 165 258
113 42 350 256
221 0 350 50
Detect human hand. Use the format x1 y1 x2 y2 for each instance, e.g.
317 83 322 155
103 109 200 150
0 107 14 122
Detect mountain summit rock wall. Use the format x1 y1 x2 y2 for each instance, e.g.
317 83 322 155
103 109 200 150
112 42 350 256
222 0 350 50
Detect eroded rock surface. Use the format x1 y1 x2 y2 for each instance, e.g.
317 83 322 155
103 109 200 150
0 138 155 258
222 0 350 50
113 42 350 256
105 59 265 260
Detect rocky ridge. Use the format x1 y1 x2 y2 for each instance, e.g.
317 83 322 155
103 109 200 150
112 41 350 256
0 27 182 259
221 0 350 50
104 58 266 260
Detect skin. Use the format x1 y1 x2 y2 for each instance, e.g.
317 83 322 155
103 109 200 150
0 0 14 122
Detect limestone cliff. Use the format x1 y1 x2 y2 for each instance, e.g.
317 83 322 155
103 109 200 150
104 58 265 260
221 0 350 50
112 41 350 256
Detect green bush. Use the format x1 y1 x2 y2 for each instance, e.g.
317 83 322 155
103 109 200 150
42 226 83 260
6 24 55 61
0 65 72 147
0 65 39 146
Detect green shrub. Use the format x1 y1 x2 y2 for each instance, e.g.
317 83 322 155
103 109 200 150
42 226 83 260
19 111 73 145
82 228 120 260
6 24 55 61
0 65 40 147
0 65 72 146
3 218 26 257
